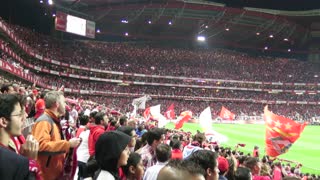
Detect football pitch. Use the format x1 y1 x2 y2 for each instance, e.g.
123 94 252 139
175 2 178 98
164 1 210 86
165 123 320 174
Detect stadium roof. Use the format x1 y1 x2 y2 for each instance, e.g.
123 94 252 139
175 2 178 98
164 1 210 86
1 0 320 53
51 0 320 52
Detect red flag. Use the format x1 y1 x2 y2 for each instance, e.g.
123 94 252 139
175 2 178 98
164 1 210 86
219 106 235 120
264 106 307 157
175 111 192 129
165 103 175 120
143 107 150 119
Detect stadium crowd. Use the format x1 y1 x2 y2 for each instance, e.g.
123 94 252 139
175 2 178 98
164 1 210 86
0 19 320 180
1 21 319 83
0 86 319 180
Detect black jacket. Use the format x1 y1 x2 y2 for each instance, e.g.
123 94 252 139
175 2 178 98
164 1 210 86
0 146 30 180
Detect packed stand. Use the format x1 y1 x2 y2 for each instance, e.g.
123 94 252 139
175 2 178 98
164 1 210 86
0 86 319 180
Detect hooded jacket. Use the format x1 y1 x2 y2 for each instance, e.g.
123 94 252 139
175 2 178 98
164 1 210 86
95 131 131 180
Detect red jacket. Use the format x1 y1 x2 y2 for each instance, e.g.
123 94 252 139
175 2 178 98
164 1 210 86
88 125 105 156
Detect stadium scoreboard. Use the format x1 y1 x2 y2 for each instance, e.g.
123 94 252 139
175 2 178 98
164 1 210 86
55 11 95 38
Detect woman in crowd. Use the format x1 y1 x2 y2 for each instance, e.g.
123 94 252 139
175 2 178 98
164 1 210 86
95 131 131 180
121 152 145 180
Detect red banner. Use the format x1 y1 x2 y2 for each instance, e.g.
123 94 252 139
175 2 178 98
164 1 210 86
264 106 307 157
219 106 235 120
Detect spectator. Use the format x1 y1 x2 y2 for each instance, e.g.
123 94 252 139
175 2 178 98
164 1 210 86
170 139 183 160
253 146 260 158
157 159 206 180
119 116 128 127
122 152 144 180
32 91 81 180
187 150 219 180
1 84 15 94
183 133 205 159
88 112 108 157
117 126 138 152
0 94 35 180
34 91 46 119
137 128 165 169
143 143 172 180
218 156 229 180
95 131 131 180
235 167 252 180
244 157 270 180
75 115 90 180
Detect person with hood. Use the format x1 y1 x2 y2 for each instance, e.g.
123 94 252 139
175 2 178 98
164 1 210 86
95 131 132 180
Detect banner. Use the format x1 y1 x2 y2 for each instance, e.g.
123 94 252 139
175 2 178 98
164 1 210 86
175 111 192 129
165 103 175 120
264 106 307 157
219 106 235 120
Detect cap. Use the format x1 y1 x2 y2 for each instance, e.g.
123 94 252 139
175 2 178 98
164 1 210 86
218 156 229 173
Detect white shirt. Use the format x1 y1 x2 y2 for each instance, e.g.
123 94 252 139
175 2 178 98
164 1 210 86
143 161 168 180
182 144 202 159
96 170 115 180
76 129 90 163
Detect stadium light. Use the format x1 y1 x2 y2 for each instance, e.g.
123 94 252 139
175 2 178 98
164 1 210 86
168 21 172 25
40 0 43 3
124 32 129 36
269 34 274 38
264 46 268 50
197 36 206 42
148 20 152 24
121 19 128 24
48 0 53 5
288 49 291 52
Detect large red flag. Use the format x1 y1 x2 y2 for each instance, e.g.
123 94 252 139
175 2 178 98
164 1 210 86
165 103 175 120
175 111 192 129
219 106 235 120
264 106 307 157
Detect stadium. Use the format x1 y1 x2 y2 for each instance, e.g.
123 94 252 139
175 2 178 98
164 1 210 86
0 0 320 179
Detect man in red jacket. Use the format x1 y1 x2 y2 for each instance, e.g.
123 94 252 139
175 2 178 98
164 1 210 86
88 112 108 156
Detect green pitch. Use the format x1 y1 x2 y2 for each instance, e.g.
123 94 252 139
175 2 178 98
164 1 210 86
165 123 320 175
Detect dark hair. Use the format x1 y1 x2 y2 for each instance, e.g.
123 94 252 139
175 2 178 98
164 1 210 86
156 144 172 162
238 155 248 165
235 167 252 180
117 126 135 137
171 139 181 150
119 116 128 126
187 150 218 176
79 115 89 126
89 111 97 119
166 159 206 177
146 128 164 145
193 133 206 146
0 94 21 120
244 157 260 170
0 84 13 93
94 112 106 125
137 125 144 131
95 131 131 178
122 152 141 177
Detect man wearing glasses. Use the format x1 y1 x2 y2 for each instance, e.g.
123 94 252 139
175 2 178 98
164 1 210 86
0 94 38 179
